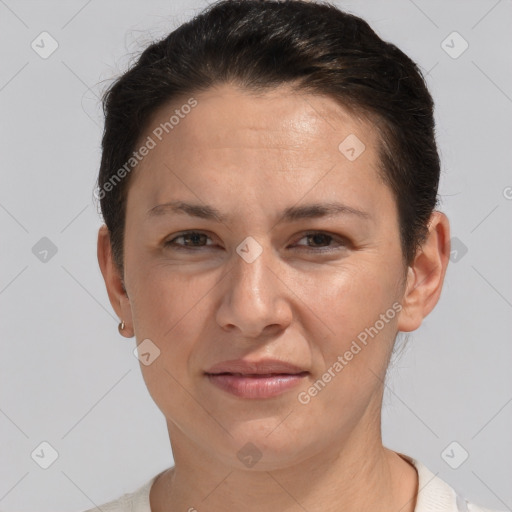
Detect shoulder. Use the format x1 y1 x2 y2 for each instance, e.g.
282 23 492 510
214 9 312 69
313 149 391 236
80 472 161 512
467 504 506 512
397 452 506 512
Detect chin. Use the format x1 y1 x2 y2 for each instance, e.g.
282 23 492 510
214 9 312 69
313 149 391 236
214 421 316 470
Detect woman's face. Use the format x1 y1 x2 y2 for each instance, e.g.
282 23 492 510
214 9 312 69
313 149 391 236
117 84 412 469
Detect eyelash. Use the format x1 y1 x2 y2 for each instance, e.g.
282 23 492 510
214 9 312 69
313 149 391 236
164 230 348 253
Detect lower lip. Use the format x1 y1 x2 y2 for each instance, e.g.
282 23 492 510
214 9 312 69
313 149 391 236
206 372 308 399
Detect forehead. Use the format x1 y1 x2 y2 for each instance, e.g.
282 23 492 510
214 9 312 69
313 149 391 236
144 83 375 153
127 83 386 215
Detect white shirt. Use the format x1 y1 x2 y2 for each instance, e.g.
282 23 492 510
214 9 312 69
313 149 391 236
82 453 504 512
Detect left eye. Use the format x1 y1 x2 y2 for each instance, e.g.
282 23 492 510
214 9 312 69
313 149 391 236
294 231 346 251
164 231 347 252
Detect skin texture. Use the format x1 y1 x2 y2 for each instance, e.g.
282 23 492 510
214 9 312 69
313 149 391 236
98 83 450 512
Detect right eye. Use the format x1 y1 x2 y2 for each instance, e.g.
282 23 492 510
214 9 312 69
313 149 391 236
164 231 216 250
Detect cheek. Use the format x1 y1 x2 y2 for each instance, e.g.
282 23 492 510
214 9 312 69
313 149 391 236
128 261 218 372
128 266 210 415
129 256 208 324
129 245 403 352
321 257 401 329
292 266 401 426
311 256 403 391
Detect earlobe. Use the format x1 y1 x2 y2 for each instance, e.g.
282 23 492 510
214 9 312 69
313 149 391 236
97 225 135 337
397 212 450 333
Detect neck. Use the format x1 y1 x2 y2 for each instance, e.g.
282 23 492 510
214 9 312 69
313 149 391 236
150 415 418 512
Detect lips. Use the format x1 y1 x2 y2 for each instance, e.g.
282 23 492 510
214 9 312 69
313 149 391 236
205 358 309 399
205 358 307 376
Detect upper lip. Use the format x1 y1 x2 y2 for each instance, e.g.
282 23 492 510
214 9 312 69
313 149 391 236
205 358 308 375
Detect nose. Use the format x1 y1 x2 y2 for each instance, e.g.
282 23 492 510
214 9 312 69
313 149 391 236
215 238 293 338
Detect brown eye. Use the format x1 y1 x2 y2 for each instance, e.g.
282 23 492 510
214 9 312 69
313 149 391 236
165 231 214 249
293 231 348 252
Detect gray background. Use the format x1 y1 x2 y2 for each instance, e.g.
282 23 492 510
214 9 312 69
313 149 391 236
0 0 511 511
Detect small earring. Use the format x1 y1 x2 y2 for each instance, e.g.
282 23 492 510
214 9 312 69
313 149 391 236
118 320 125 335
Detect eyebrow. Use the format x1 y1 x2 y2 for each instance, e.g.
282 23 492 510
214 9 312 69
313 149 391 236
146 200 370 224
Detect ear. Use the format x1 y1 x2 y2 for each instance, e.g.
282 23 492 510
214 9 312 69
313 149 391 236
97 224 134 338
397 211 450 332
